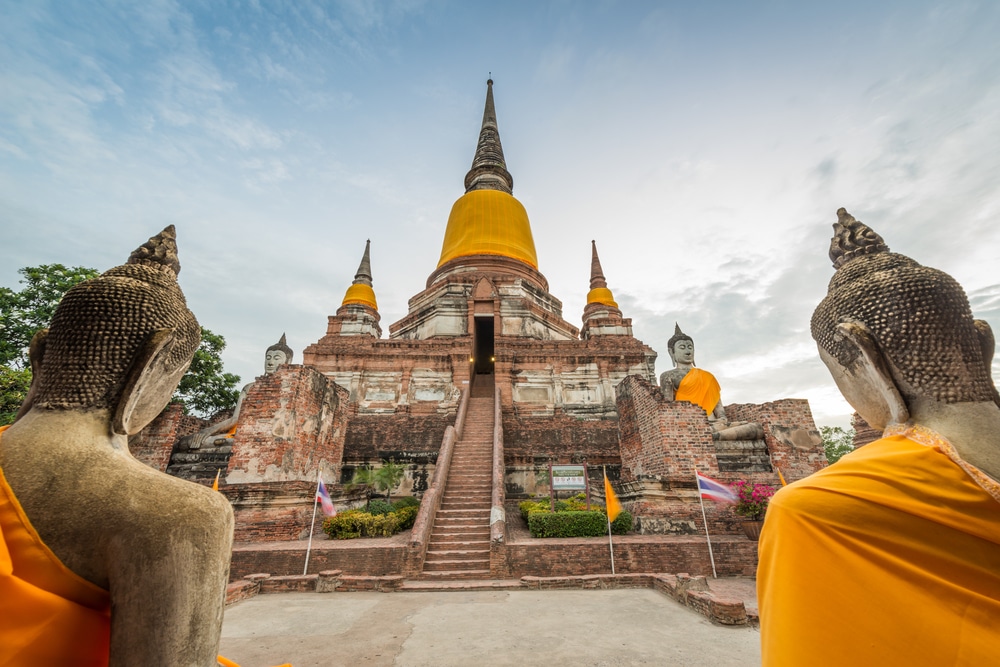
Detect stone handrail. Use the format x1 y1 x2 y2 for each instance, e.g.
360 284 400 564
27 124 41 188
489 384 507 576
405 386 469 575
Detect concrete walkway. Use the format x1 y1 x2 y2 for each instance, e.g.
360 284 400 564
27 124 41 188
220 588 761 667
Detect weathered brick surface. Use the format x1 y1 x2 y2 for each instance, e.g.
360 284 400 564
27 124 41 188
502 412 620 464
225 365 348 484
726 399 827 481
128 403 209 472
500 533 757 578
229 540 408 580
852 411 881 448
260 574 318 593
225 579 260 606
616 375 718 483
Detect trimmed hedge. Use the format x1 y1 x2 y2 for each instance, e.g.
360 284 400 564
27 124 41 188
527 509 633 538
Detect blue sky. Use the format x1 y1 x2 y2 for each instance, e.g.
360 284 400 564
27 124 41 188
2 1 999 427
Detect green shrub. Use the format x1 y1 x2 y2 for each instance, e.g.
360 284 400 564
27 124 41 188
322 508 402 539
392 496 420 510
528 510 607 538
519 499 550 521
323 510 366 539
366 499 394 516
393 505 419 530
526 509 633 538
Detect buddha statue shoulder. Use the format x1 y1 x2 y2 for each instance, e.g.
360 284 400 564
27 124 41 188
659 324 764 441
184 334 293 450
0 227 234 665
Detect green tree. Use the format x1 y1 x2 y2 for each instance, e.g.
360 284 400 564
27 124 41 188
820 426 855 464
0 366 32 425
172 328 241 418
374 459 407 501
351 459 408 505
0 264 99 368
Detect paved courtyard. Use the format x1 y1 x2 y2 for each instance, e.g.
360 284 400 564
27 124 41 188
220 588 761 666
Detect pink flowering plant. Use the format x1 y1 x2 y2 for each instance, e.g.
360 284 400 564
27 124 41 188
730 480 776 521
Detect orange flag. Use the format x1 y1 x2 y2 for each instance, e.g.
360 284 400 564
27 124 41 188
212 469 221 492
604 472 622 523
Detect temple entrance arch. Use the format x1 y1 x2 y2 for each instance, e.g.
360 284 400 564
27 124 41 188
473 314 495 375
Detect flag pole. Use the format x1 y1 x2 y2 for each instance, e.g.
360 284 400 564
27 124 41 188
303 471 321 576
696 471 719 579
604 466 615 575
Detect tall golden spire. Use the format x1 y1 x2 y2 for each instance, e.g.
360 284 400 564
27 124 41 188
586 241 618 308
341 240 378 309
437 79 538 270
463 78 514 195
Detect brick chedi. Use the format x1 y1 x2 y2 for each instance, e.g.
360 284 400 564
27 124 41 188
304 79 657 496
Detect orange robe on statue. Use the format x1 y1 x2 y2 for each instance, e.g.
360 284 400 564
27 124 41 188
758 424 1000 666
675 368 721 415
0 426 111 666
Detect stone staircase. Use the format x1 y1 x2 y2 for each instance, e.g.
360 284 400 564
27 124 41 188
420 377 495 580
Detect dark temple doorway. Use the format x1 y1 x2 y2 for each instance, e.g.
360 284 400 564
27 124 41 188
474 316 495 376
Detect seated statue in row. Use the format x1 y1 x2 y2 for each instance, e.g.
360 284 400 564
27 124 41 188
0 226 234 665
184 334 293 450
659 324 764 441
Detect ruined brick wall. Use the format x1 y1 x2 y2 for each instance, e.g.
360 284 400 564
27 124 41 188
343 414 449 462
615 375 718 484
224 481 367 543
500 535 757 578
230 542 407 579
851 412 881 448
726 399 826 482
128 403 208 472
501 412 620 464
225 365 348 484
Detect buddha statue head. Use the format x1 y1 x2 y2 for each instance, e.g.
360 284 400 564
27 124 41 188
23 225 201 434
668 323 695 367
811 208 998 429
264 333 293 374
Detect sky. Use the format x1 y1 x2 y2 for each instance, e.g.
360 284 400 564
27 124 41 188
2 0 999 428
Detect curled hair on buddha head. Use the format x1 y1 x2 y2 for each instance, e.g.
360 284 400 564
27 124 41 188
32 225 201 410
811 208 997 405
266 333 294 364
667 323 693 354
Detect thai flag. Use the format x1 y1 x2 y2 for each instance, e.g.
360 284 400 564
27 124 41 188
696 470 738 504
317 476 336 516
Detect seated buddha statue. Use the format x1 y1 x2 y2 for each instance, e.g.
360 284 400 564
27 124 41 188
184 334 293 450
0 226 234 665
659 324 764 441
758 208 1000 665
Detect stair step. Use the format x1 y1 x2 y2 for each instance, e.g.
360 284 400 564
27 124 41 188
425 549 490 561
422 559 490 571
418 570 493 581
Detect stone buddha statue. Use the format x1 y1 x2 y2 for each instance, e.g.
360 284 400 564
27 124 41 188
185 333 293 450
0 226 234 665
758 210 1000 665
659 324 764 441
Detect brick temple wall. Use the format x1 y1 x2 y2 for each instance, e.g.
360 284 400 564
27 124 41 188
128 403 213 472
226 365 348 484
726 399 826 482
615 375 718 483
851 411 881 448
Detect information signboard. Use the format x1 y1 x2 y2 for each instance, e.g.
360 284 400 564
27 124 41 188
551 465 587 490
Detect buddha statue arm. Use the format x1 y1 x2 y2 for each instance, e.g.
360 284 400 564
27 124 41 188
183 384 250 450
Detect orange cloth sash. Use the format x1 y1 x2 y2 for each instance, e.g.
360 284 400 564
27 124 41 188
0 425 112 666
675 368 721 415
758 425 1000 665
